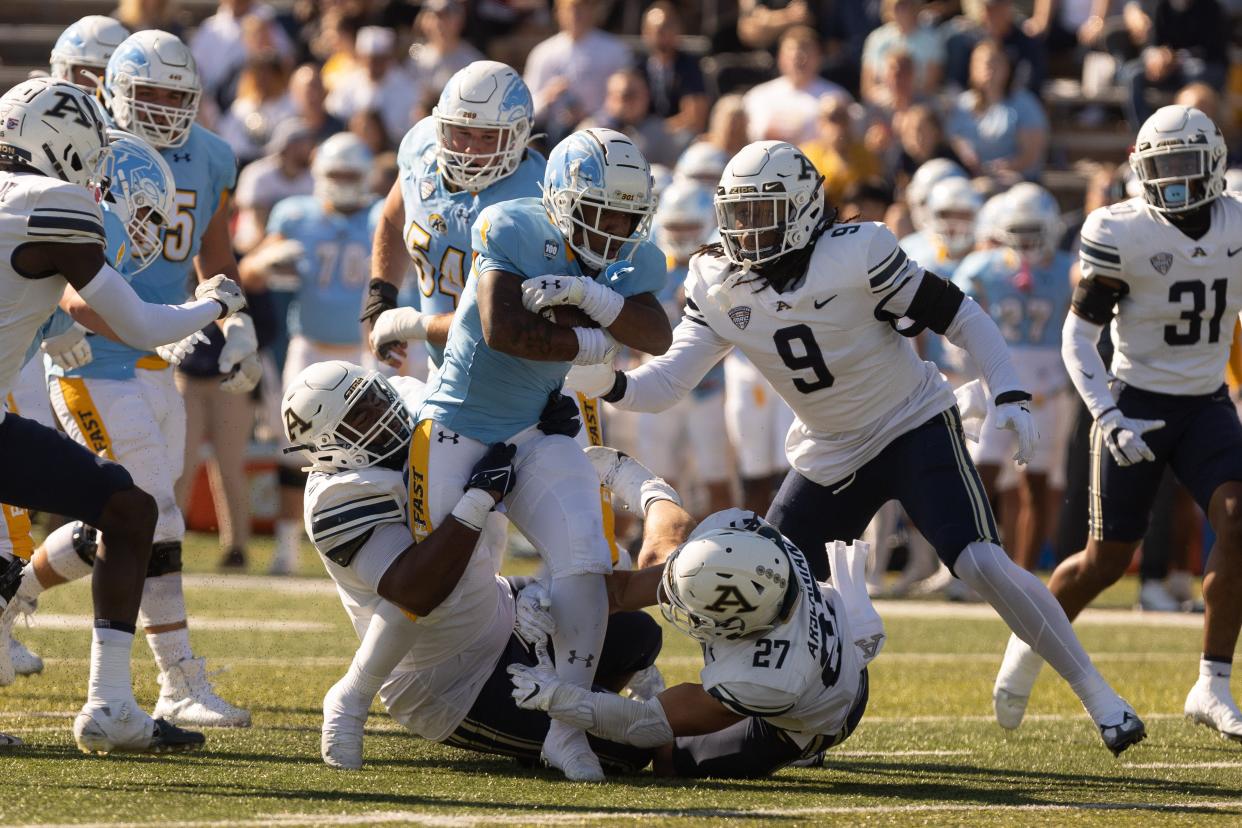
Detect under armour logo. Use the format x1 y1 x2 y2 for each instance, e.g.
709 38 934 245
172 152 191 163
436 430 459 444
541 278 560 290
567 650 594 667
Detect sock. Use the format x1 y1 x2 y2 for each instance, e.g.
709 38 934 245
43 522 94 583
16 563 42 603
138 574 192 673
353 600 418 690
548 573 607 690
956 542 1120 723
275 521 300 565
87 624 135 704
996 633 1045 696
1202 656 1232 682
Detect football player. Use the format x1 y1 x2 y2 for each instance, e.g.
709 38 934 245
994 106 1242 741
49 15 130 91
954 183 1072 570
578 139 1147 755
240 132 379 574
901 176 982 281
0 77 246 753
284 361 662 775
42 31 256 728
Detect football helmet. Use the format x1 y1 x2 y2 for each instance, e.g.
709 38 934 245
50 16 130 89
103 129 175 273
1130 105 1227 214
996 183 1064 261
0 78 111 192
974 191 1007 248
654 179 716 261
715 140 825 269
281 361 416 472
433 60 532 192
312 133 373 212
926 176 982 259
543 128 655 270
105 30 201 149
658 525 798 641
907 158 967 232
674 142 729 189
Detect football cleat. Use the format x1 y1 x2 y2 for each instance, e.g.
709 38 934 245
10 636 43 676
993 688 1031 731
542 722 605 782
74 699 204 754
154 657 251 727
1098 703 1147 756
0 598 18 687
585 446 678 515
1138 580 1182 612
321 674 369 770
1184 679 1242 743
0 732 22 748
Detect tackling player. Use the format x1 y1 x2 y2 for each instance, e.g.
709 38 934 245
994 106 1242 742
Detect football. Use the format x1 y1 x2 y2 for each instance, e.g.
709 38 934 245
540 305 600 328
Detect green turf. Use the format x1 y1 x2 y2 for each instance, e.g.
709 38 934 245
1 532 1239 827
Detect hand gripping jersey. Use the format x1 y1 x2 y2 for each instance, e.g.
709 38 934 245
1079 194 1242 396
267 195 380 346
0 173 106 402
396 117 546 366
59 122 236 380
420 198 667 443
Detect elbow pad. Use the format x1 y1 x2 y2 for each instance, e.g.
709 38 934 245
1071 278 1128 326
904 272 966 335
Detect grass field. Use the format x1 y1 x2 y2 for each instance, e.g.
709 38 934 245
2 532 1241 827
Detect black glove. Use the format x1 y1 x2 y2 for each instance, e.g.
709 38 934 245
538 392 582 438
361 279 401 360
466 442 517 498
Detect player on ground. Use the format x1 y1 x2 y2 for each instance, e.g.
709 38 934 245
579 139 1147 755
993 106 1242 741
0 77 247 753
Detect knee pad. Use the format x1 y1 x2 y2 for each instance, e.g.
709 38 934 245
72 522 99 566
147 540 183 577
279 465 309 489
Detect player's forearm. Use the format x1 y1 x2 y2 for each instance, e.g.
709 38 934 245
607 318 731 412
943 298 1025 399
371 200 408 291
425 312 453 348
376 518 484 617
1062 312 1115 419
606 295 673 356
60 288 123 344
480 269 581 361
540 680 676 747
77 264 222 351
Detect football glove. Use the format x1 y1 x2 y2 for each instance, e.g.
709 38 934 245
994 392 1039 466
466 441 517 499
507 642 560 712
41 323 92 371
564 363 618 399
154 330 209 366
1097 408 1165 467
195 274 247 319
514 582 555 649
368 307 428 368
218 313 258 373
521 274 624 326
220 353 262 394
538 392 582 438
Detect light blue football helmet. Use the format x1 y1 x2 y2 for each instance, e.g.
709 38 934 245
542 128 655 270
50 16 130 89
997 183 1065 262
433 61 532 192
102 128 176 274
654 179 717 261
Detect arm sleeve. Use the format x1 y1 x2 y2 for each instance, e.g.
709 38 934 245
1062 313 1115 419
942 296 1025 399
614 312 733 412
75 263 223 351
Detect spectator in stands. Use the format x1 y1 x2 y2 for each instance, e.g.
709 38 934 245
314 9 363 94
289 63 346 144
865 50 926 140
349 108 394 156
1118 0 1228 129
217 52 296 166
945 0 1047 96
582 69 685 166
841 179 896 222
892 103 964 181
743 26 851 144
114 0 187 39
636 2 710 140
410 0 484 99
737 0 829 50
801 97 883 205
1099 1 1155 67
233 119 315 253
704 94 751 157
326 26 423 147
525 0 632 148
947 39 1049 181
861 0 945 104
190 0 294 107
1024 0 1114 66
822 0 884 97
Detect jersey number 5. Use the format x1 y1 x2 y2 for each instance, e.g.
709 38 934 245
774 325 834 393
162 189 196 262
1165 279 1227 346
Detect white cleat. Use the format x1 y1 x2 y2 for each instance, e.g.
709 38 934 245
585 447 661 514
154 657 251 728
542 723 605 782
1138 580 1182 612
1185 679 1242 743
993 635 1045 730
993 688 1031 731
10 636 42 676
321 675 369 770
625 665 666 701
73 699 205 754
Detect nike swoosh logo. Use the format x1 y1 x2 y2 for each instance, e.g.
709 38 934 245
1081 369 1095 380
1229 247 1242 257
814 295 838 309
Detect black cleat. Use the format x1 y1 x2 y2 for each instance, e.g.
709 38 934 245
1100 710 1147 756
150 718 206 753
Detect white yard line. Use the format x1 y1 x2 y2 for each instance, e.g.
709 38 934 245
871 599 1207 629
25 615 333 632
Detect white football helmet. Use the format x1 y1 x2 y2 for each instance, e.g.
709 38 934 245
50 16 131 89
0 78 111 192
907 158 967 232
434 60 533 192
715 140 826 269
674 142 729 190
105 30 201 149
281 361 416 472
974 191 1007 248
543 128 655 270
313 133 373 211
926 176 983 259
996 182 1064 261
103 129 175 272
658 525 798 641
1130 105 1227 214
654 180 717 262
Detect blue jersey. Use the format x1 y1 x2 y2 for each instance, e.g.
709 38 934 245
268 195 379 345
954 248 1073 351
396 117 546 366
61 123 237 379
421 198 667 443
23 309 76 367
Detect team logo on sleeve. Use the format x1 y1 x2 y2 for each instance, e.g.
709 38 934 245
543 240 559 259
419 177 436 199
728 306 752 330
1150 252 1173 275
429 213 447 234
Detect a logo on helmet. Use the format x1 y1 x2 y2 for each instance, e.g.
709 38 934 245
1150 252 1173 275
704 585 758 614
728 306 751 330
284 408 313 439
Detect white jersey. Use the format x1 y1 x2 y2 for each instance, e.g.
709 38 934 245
0 173 105 403
1079 194 1242 396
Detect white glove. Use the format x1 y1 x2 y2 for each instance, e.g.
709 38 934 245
521 274 624 326
564 362 618 398
249 238 304 275
370 307 429 351
195 274 247 318
507 642 561 712
994 396 1039 466
514 582 555 649
954 379 989 443
1097 408 1165 467
220 352 262 393
41 324 92 370
218 312 258 374
154 330 209 366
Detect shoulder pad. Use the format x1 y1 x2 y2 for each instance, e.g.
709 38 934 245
29 180 105 246
304 468 406 555
398 117 437 173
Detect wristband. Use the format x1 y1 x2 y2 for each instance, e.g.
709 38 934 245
994 390 1033 407
601 370 627 403
361 279 399 324
573 327 609 365
582 282 625 327
451 488 495 531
